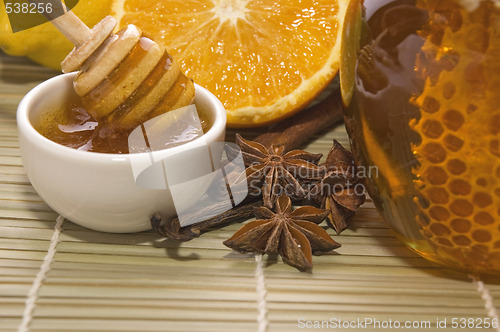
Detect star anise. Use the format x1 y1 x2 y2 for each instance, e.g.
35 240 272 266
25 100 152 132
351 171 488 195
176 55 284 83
311 140 366 234
235 134 325 208
223 194 340 271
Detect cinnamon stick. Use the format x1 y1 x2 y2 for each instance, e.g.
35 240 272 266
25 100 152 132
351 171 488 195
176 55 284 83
151 199 262 241
254 88 343 150
152 88 345 240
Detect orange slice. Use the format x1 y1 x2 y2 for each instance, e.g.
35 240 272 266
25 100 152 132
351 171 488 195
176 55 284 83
111 0 348 127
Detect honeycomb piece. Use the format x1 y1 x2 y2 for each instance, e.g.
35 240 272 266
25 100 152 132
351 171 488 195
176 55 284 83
411 0 500 272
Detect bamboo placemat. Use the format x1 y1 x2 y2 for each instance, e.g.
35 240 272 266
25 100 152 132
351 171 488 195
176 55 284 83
1 51 499 332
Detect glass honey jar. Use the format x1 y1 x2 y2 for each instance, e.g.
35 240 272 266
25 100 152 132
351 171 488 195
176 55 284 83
340 0 500 274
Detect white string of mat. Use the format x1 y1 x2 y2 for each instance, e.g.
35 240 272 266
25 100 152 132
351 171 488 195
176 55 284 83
18 215 65 332
255 254 269 332
469 275 500 332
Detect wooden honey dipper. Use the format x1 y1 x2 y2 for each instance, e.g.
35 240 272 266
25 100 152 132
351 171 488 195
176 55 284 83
30 0 195 129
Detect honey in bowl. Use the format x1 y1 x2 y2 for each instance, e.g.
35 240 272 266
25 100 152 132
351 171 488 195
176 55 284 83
17 71 227 233
34 91 213 154
341 0 500 274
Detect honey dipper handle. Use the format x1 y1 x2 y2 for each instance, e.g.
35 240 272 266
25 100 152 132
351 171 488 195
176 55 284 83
27 0 91 47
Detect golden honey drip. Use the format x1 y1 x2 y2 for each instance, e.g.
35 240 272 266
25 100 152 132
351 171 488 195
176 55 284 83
411 0 500 272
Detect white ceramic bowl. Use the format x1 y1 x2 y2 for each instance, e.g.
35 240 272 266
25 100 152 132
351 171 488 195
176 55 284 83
17 73 226 233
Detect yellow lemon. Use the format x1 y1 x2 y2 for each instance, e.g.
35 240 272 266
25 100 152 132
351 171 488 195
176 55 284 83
0 0 112 70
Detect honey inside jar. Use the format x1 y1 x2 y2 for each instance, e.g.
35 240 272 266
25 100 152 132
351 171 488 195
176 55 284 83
341 0 500 274
34 92 213 154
